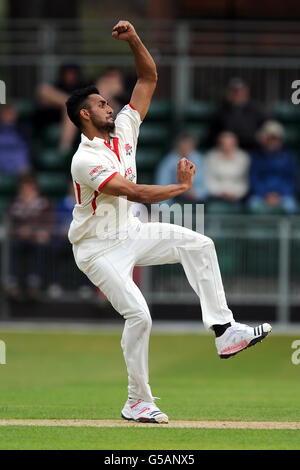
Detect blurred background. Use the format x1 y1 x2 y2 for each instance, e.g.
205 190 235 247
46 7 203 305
1 0 300 326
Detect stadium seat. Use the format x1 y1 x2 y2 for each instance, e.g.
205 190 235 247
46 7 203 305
186 101 216 121
137 171 153 185
37 172 69 197
284 124 300 148
42 124 61 148
136 147 163 170
0 173 18 195
0 196 11 221
36 148 71 171
138 123 170 145
15 99 36 119
273 101 300 123
146 101 172 121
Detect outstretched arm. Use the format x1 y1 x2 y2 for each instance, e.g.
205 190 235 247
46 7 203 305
112 20 157 120
101 158 196 203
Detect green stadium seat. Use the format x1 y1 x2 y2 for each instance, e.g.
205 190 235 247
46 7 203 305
284 124 300 148
136 147 163 170
36 148 71 171
0 196 11 221
146 101 172 120
42 124 61 147
138 123 170 145
37 172 69 197
0 173 18 195
137 171 153 185
15 99 36 119
186 101 216 121
273 101 300 123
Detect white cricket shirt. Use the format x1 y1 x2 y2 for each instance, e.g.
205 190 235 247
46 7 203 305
68 104 141 245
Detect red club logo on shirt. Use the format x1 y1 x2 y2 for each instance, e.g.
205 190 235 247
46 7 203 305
125 167 133 178
125 143 133 156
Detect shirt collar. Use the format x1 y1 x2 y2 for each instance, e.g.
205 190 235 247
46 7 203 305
81 133 111 148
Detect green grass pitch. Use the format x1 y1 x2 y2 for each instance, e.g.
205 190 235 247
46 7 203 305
0 329 300 449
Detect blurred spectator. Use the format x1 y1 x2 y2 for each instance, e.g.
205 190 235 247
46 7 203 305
56 180 76 237
206 132 250 207
95 68 126 115
248 121 298 214
6 174 54 299
206 77 268 150
48 182 94 300
37 64 88 150
155 132 207 204
0 104 31 174
37 66 126 150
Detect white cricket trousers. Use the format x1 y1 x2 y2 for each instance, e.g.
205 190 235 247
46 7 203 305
73 222 234 403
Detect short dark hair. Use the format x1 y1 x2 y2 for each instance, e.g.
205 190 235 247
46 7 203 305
66 85 100 129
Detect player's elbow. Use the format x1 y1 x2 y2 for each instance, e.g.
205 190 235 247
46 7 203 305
152 71 158 83
139 73 158 86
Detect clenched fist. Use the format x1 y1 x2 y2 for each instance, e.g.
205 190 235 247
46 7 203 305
112 20 137 42
177 158 196 190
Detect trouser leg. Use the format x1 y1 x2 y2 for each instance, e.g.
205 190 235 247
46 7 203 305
134 223 234 330
73 242 153 402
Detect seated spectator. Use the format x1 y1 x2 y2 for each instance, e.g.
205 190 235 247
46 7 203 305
248 121 298 214
6 174 54 299
37 66 126 151
37 64 89 150
206 77 268 151
56 180 76 237
49 182 94 299
0 104 31 174
155 132 207 204
206 131 250 210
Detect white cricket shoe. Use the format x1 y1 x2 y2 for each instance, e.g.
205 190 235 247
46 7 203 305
216 322 272 359
121 398 169 424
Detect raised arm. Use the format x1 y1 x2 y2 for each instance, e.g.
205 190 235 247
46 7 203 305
112 20 157 121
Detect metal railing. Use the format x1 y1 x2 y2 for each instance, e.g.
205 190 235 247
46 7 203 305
141 215 300 324
0 215 299 324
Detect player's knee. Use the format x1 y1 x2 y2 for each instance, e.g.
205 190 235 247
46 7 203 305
125 308 152 331
203 236 215 248
194 234 215 249
140 311 152 331
133 309 152 333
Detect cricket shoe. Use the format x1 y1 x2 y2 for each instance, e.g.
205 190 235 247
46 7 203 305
216 322 272 359
121 398 168 424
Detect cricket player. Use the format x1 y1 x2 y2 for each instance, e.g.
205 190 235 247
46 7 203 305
66 20 272 424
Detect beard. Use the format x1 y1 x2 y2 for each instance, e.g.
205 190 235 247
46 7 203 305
105 121 116 132
90 112 115 133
